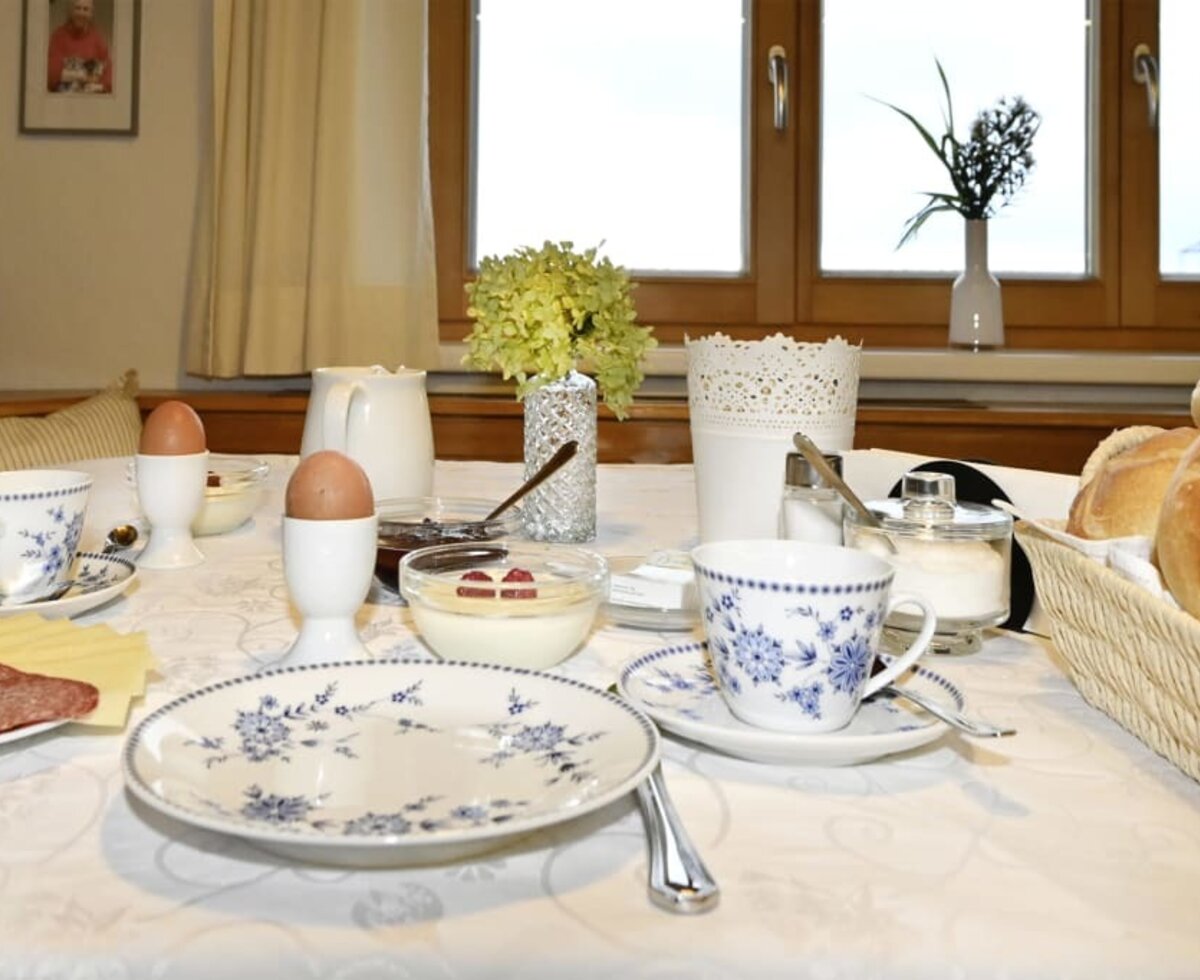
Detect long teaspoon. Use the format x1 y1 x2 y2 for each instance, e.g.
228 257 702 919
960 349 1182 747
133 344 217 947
871 684 1016 738
484 440 578 521
792 431 896 552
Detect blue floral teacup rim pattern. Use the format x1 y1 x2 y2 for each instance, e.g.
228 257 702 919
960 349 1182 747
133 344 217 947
690 539 937 735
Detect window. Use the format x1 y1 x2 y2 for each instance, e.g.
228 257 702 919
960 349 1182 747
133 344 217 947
821 1 1089 276
430 0 1199 352
472 0 748 275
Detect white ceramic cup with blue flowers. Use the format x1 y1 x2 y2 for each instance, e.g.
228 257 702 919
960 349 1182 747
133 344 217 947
691 539 936 733
0 469 92 602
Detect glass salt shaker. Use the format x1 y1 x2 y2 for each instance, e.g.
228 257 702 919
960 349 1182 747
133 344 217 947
843 470 1012 654
780 451 844 545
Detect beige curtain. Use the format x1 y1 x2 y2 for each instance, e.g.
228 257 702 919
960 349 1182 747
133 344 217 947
187 0 439 376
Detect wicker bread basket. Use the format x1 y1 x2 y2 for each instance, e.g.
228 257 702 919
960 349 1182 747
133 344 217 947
1016 521 1200 781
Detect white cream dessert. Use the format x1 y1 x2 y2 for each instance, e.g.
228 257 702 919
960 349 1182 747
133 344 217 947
408 572 601 669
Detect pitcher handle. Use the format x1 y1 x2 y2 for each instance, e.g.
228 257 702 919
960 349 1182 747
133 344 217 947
862 592 938 697
322 381 365 454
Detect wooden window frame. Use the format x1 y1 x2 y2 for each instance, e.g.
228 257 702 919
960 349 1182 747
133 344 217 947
429 0 1199 353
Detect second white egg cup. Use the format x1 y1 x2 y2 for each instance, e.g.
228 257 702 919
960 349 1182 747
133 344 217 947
136 452 208 569
282 514 377 667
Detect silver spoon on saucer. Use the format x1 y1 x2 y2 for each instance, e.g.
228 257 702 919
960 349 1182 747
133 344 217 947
0 580 75 607
870 684 1016 738
102 524 140 554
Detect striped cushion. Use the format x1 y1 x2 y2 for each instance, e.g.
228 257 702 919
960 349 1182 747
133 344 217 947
0 371 143 470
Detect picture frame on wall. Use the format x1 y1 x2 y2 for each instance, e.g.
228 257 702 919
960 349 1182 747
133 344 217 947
19 0 142 136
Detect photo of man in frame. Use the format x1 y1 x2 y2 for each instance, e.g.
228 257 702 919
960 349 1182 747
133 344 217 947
46 0 115 94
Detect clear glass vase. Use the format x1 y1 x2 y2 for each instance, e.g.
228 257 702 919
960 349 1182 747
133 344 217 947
521 370 597 542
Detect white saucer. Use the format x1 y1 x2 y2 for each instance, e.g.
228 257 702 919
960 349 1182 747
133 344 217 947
0 552 137 620
618 641 962 766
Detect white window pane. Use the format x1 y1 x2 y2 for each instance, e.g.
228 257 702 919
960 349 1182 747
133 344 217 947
472 0 747 274
820 0 1091 276
1160 0 1200 278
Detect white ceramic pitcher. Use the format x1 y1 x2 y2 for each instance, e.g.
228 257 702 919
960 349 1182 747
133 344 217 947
300 366 434 502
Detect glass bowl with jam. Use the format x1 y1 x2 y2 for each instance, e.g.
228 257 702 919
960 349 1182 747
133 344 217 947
374 496 523 594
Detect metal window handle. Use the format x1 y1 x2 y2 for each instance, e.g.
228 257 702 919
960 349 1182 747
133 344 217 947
1132 42 1159 129
767 44 788 132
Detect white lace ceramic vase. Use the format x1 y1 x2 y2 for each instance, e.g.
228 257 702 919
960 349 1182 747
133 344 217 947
686 334 861 543
949 219 1004 350
521 371 597 542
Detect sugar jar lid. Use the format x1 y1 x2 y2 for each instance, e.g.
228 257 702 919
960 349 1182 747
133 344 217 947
858 470 1012 539
784 451 842 489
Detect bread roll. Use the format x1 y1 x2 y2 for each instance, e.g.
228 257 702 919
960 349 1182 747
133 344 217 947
1066 426 1200 539
1158 437 1200 618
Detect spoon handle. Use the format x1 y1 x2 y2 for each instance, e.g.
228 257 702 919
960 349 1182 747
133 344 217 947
792 433 876 528
484 440 578 522
792 432 895 551
636 764 720 914
877 684 1016 738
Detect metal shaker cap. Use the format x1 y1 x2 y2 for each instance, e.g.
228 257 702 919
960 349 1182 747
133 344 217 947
784 451 843 490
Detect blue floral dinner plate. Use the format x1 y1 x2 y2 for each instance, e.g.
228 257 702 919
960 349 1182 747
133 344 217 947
123 660 660 867
618 642 963 766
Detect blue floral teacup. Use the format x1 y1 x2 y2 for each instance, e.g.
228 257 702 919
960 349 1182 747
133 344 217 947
0 469 92 602
691 540 936 733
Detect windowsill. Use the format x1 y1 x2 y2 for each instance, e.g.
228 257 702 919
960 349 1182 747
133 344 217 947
437 343 1199 385
161 345 1195 413
431 344 1198 411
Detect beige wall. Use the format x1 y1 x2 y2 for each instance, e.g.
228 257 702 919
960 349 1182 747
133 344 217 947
0 0 207 391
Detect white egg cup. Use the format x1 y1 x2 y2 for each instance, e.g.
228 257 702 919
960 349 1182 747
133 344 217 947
282 514 377 666
136 452 208 569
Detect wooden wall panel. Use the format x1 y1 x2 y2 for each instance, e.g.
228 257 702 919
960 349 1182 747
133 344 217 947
0 389 1187 475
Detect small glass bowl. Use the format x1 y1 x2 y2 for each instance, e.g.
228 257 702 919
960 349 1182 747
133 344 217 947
195 455 270 536
374 496 523 592
127 454 269 536
399 541 609 669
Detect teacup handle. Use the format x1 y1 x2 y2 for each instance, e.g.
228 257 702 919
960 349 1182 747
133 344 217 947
862 592 938 697
322 381 366 454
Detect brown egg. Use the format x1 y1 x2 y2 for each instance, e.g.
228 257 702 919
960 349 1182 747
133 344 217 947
286 451 374 520
139 401 207 455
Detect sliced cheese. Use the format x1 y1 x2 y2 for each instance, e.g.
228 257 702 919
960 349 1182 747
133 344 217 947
0 614 154 728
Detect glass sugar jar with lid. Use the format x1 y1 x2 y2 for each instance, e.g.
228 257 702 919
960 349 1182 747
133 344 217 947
843 470 1012 654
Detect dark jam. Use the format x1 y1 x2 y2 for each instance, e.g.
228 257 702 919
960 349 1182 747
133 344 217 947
374 518 506 590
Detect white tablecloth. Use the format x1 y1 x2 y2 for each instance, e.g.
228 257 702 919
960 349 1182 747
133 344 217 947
2 456 1198 980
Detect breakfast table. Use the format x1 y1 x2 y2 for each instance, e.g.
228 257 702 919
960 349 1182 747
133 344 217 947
2 453 1199 980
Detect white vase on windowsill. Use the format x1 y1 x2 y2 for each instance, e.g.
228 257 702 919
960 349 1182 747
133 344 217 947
949 218 1004 350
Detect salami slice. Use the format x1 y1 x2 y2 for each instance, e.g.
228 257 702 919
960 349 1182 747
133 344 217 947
0 664 99 733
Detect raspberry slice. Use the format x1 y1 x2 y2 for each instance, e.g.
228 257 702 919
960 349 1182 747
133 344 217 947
456 569 495 598
500 567 537 599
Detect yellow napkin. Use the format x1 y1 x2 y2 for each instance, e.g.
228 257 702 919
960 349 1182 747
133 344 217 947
0 613 155 728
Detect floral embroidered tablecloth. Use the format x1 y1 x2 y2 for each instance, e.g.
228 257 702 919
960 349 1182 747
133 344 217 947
1 455 1198 980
